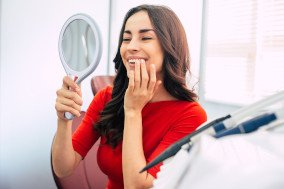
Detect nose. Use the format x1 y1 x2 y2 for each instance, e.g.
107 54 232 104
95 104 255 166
127 38 140 52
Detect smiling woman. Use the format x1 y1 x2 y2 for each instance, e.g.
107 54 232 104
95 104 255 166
52 4 207 189
120 11 164 77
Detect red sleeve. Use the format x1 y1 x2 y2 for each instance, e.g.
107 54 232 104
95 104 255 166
72 86 112 158
147 103 207 178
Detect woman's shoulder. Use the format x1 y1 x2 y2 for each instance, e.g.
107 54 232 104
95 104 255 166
182 101 207 122
183 101 206 112
96 86 113 98
90 86 113 107
169 101 207 127
148 100 204 110
146 100 207 118
179 101 206 116
163 100 207 121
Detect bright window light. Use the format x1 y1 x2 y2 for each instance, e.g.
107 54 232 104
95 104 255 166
203 0 284 105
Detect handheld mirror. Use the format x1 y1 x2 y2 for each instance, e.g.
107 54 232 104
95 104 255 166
59 13 102 120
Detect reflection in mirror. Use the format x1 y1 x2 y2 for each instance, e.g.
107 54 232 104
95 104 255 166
61 19 96 72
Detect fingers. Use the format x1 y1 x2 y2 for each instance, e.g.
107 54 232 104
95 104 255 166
129 61 158 92
128 70 135 92
55 90 82 118
148 64 156 93
140 60 149 89
134 60 141 89
55 97 81 116
56 88 83 106
63 76 80 93
61 76 82 102
124 61 161 111
55 102 81 118
55 77 83 119
56 95 81 112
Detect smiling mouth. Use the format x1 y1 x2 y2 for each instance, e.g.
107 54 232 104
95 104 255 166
128 59 146 65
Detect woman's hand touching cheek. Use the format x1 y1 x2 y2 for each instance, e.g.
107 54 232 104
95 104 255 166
124 59 162 113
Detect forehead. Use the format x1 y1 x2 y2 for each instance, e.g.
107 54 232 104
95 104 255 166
125 11 153 31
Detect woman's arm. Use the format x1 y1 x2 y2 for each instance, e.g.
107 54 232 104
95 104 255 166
52 119 82 178
52 76 83 178
123 111 154 188
123 60 161 188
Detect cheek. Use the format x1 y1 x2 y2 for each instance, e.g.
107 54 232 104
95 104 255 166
153 57 163 72
146 61 162 75
120 47 127 65
152 47 164 71
120 46 124 58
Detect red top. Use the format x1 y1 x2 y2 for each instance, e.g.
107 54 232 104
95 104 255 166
72 86 207 189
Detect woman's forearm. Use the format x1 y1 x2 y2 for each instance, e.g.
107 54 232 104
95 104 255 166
51 118 80 178
122 111 154 189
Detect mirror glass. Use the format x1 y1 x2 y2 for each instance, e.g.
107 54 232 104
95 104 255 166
58 13 102 85
61 19 96 72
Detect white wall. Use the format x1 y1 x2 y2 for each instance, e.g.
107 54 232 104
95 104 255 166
0 0 110 188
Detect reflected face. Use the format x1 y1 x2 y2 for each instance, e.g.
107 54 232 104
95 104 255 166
120 11 164 78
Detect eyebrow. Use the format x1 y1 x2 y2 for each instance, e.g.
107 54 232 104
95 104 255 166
124 29 155 34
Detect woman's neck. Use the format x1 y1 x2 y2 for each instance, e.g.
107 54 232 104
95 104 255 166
150 84 177 102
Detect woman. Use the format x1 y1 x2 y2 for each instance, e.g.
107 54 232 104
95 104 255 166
53 4 207 189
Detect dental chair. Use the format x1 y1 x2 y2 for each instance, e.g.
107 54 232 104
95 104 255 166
51 75 115 189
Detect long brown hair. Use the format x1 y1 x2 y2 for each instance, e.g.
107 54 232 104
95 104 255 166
94 4 197 148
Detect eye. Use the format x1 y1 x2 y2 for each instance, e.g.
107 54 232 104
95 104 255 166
142 37 152 40
122 38 131 42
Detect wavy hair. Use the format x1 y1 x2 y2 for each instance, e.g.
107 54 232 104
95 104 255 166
94 4 197 148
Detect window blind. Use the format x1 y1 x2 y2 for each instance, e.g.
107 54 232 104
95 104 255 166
203 0 284 105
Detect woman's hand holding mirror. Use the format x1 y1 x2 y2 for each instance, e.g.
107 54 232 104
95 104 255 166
58 13 102 120
55 76 83 121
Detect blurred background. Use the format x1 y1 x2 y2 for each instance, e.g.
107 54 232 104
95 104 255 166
0 0 283 188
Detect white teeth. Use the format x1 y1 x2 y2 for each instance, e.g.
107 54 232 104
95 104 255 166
128 59 145 64
129 59 136 64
